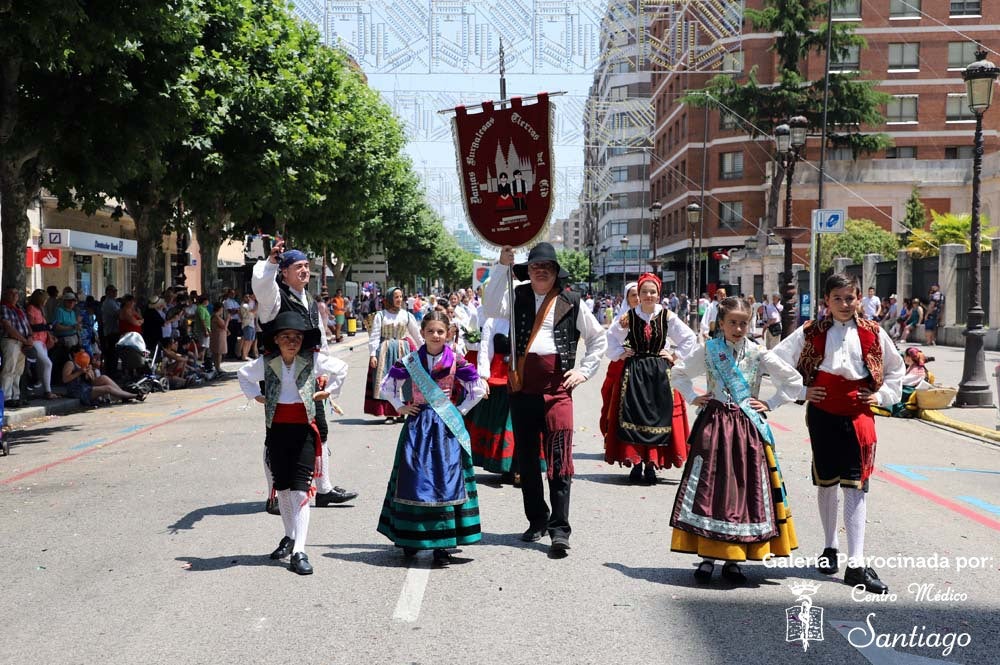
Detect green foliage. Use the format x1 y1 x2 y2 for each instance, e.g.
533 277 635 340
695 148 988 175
901 186 928 231
556 249 591 284
819 219 900 271
905 211 997 258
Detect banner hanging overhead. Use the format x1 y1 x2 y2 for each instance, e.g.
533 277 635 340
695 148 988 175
452 94 554 248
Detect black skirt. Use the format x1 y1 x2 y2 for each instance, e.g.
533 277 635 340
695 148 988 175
616 355 674 446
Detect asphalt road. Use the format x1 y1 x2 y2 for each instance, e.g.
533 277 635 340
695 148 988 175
2 344 998 665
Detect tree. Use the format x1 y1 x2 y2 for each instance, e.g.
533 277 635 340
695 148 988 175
901 186 928 232
0 0 203 293
685 0 891 234
905 211 997 258
556 249 590 284
819 219 899 271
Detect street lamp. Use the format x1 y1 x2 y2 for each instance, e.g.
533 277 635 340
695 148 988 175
600 246 609 293
586 242 594 295
620 235 629 292
687 203 703 328
773 116 810 339
648 202 663 278
956 48 999 407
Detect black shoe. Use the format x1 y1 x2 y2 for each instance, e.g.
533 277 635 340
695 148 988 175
817 547 839 575
643 463 657 485
549 535 571 554
499 471 516 485
402 547 419 559
845 566 888 594
289 552 313 575
432 549 453 567
628 463 643 484
520 525 547 542
269 536 293 560
721 562 747 584
315 486 358 506
264 496 280 515
694 560 714 584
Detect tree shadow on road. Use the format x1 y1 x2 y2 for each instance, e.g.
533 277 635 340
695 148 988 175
320 542 412 568
175 553 280 572
3 424 81 453
605 561 810 590
167 501 263 534
572 451 606 461
573 470 680 487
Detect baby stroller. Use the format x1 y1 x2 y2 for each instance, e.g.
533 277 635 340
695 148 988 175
116 332 170 394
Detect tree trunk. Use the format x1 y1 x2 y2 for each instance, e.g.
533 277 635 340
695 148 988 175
125 196 166 300
195 214 224 299
0 160 32 293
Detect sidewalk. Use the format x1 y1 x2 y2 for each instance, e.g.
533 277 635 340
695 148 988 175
1 331 370 430
898 341 1000 443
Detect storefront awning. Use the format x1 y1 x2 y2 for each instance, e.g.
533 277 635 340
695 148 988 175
43 228 137 258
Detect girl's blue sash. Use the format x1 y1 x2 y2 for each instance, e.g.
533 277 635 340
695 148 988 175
401 351 471 457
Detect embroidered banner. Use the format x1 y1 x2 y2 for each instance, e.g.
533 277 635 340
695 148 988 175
452 94 554 247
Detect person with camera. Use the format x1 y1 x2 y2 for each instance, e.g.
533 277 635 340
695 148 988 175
763 293 783 349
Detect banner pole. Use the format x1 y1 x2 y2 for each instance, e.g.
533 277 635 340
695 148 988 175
498 38 518 378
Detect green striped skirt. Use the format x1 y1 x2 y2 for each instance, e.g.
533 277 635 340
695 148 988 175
377 428 482 550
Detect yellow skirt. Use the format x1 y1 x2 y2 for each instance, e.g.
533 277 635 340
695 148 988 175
671 444 798 562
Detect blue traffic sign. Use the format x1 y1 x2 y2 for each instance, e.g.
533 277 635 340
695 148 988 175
813 209 846 233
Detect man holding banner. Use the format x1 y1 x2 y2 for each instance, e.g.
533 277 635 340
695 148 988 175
483 243 606 556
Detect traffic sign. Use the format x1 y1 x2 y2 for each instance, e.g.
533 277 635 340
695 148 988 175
812 209 846 233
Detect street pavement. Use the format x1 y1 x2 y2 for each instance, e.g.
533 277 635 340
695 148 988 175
2 341 998 665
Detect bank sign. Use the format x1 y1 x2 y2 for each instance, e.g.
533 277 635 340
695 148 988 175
44 229 138 258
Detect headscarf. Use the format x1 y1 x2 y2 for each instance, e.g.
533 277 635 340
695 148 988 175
904 347 926 368
383 286 403 312
278 249 309 269
636 272 661 295
615 281 638 318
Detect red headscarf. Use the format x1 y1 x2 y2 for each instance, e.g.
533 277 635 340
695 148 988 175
636 272 661 293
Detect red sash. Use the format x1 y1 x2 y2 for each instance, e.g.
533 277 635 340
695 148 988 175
812 371 878 483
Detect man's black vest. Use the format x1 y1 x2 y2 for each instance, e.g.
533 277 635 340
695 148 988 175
512 284 581 374
260 281 320 347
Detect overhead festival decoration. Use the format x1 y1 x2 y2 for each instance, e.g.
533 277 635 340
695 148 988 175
452 94 554 248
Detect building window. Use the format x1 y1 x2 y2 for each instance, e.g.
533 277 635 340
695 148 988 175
888 43 919 70
831 45 861 72
722 50 744 72
945 146 975 159
947 94 976 121
719 151 744 180
890 0 920 17
886 146 917 158
886 95 918 122
609 85 629 101
609 61 632 74
948 42 979 70
719 201 743 230
829 147 854 160
950 0 981 16
611 166 629 182
832 0 861 19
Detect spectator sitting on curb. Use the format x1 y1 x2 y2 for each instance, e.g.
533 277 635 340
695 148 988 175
61 345 144 405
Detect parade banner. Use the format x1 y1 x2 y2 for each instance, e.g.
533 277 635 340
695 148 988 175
452 94 554 248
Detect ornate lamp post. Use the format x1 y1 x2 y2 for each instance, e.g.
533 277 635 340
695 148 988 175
600 246 609 293
956 48 999 407
687 203 702 328
773 116 809 339
620 235 629 292
648 202 663 278
586 242 594 295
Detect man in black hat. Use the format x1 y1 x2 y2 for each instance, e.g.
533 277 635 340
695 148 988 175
252 239 358 509
483 243 607 556
238 311 348 575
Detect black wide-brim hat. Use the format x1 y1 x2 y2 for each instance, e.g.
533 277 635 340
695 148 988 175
263 311 321 351
512 242 570 281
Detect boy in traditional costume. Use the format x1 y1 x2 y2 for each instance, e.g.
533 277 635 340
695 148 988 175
772 273 904 594
238 312 348 575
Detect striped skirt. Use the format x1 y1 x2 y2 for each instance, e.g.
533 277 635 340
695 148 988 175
466 384 515 473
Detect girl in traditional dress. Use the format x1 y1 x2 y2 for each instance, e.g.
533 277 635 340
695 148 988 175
377 311 487 566
237 312 348 575
668 297 804 584
604 274 698 484
465 315 518 483
365 287 423 423
599 282 637 459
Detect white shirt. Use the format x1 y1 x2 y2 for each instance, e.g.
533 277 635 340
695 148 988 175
368 308 423 357
861 295 881 319
378 350 486 415
237 351 348 403
224 297 241 323
764 302 783 324
699 300 720 335
482 263 608 380
605 304 697 362
770 318 905 406
671 338 804 412
251 260 329 350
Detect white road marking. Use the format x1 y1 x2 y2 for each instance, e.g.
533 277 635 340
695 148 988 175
392 558 432 622
830 619 961 665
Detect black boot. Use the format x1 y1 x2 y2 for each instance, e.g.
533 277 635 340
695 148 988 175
628 463 643 484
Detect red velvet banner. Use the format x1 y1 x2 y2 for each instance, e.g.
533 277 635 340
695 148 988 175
452 94 553 247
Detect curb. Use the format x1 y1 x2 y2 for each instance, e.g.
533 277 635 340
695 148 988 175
919 408 1000 443
3 398 84 429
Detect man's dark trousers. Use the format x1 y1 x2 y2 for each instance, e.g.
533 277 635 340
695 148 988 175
510 392 571 539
